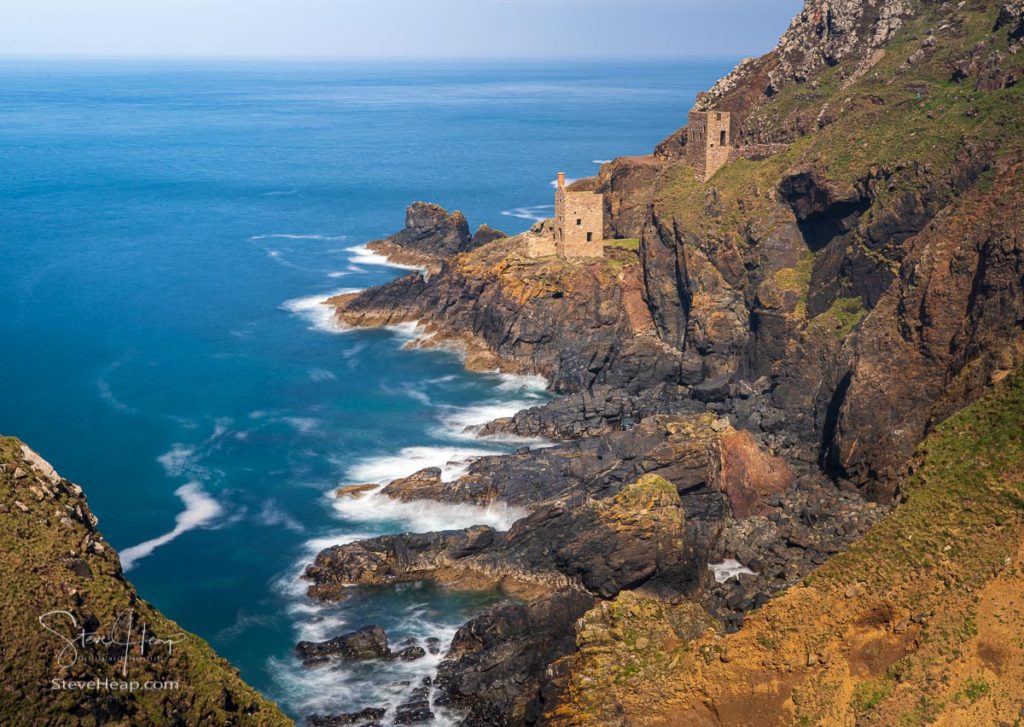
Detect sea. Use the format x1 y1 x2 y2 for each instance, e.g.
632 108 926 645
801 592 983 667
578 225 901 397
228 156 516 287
0 58 731 721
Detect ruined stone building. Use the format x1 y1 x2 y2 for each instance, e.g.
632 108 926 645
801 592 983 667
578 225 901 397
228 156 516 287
522 172 605 259
553 172 604 258
687 109 733 181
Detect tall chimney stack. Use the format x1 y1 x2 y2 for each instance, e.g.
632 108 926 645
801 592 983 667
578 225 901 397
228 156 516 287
557 171 566 190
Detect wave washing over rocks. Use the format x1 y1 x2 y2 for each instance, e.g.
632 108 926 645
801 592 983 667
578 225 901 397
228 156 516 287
272 244 559 724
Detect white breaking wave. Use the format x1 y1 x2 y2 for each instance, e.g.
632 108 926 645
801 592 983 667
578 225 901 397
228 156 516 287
493 371 549 395
251 233 348 241
344 445 502 484
332 488 526 534
593 159 613 164
501 204 553 222
437 401 533 436
708 559 758 583
385 320 430 346
345 244 426 273
281 288 361 334
435 372 550 442
120 483 223 571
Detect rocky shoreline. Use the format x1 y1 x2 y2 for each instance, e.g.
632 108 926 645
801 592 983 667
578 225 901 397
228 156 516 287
295 207 888 725
293 0 1024 723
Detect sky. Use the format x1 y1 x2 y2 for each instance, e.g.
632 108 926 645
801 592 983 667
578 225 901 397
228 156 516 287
0 0 803 60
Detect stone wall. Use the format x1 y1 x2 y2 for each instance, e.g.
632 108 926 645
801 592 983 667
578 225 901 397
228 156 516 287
686 110 733 181
555 187 604 258
525 234 557 258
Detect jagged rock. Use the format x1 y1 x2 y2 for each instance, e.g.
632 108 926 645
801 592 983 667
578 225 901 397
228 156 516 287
478 383 695 440
471 224 507 248
335 483 378 499
296 625 391 664
395 645 426 661
307 474 701 601
361 202 495 272
718 429 793 518
309 708 387 726
330 235 683 394
692 377 731 403
393 680 434 725
997 1 1024 41
380 468 442 501
0 437 290 725
435 589 595 726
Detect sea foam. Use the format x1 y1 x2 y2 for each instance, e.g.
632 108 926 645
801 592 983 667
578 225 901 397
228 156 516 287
500 204 553 222
331 488 526 533
120 483 223 571
345 244 426 273
281 288 360 334
344 445 502 484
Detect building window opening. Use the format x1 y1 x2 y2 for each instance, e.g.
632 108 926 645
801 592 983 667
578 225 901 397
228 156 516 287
720 130 727 146
576 218 582 226
586 232 593 242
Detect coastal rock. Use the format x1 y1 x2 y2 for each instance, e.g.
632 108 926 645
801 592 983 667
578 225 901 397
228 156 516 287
435 589 596 726
330 235 683 394
393 680 434 725
335 483 378 499
718 428 794 518
296 625 391 664
477 382 695 440
380 467 442 501
365 202 472 268
395 645 427 661
471 223 507 248
309 708 388 726
307 475 696 601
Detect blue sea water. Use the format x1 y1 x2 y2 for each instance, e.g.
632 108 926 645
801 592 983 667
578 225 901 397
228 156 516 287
0 59 731 720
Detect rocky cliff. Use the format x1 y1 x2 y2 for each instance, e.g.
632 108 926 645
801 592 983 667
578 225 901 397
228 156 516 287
312 0 1024 724
549 368 1024 726
0 437 291 726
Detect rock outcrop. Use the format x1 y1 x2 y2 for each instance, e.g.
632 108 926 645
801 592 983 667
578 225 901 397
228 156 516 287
296 625 391 665
364 202 505 272
311 0 1024 723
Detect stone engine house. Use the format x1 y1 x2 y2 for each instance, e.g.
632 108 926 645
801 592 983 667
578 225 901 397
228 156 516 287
687 109 732 181
553 172 604 258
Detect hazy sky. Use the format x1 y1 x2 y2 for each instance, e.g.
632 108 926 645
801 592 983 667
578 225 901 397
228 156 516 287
0 0 802 60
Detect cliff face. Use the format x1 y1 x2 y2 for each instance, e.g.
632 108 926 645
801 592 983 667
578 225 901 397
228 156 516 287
550 369 1024 727
0 437 291 726
612 0 1023 495
337 0 1024 498
316 1 1024 723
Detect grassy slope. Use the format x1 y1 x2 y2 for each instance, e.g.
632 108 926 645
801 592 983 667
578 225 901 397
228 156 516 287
549 369 1024 726
651 0 1023 328
547 3 1024 724
0 437 292 726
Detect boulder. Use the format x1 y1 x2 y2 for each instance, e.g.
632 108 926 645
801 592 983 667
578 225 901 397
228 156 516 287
296 625 391 664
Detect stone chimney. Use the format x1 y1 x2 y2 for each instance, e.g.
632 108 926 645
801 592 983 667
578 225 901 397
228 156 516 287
557 171 566 190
